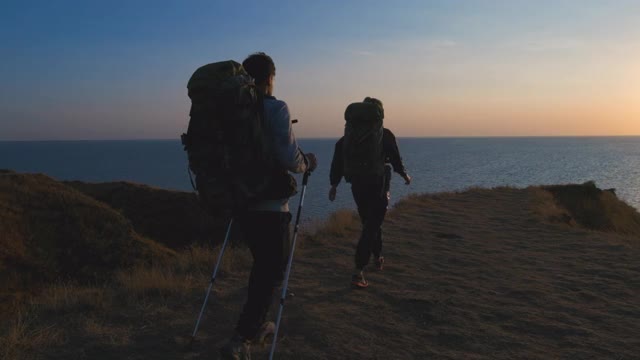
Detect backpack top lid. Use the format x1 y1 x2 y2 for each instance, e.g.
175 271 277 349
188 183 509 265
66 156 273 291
187 60 253 98
344 102 384 123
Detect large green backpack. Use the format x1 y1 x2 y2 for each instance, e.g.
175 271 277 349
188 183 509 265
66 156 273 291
181 60 273 217
342 102 385 179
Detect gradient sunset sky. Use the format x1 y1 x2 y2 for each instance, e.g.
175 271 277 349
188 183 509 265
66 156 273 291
1 0 639 140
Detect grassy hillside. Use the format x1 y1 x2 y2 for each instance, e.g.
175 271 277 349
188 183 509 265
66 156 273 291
0 171 176 310
65 181 222 249
1 175 639 359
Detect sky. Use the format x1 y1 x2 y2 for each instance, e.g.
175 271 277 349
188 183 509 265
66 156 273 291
1 0 639 140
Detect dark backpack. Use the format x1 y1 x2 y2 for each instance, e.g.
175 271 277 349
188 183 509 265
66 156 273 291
181 60 273 217
342 102 385 179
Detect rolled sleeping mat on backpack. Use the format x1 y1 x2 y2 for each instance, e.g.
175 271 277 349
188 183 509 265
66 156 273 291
344 102 384 123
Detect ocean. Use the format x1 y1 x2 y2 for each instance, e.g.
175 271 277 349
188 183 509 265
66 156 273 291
1 137 639 220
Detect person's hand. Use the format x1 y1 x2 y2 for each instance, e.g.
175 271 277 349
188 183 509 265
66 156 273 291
328 185 337 201
403 174 412 185
305 153 317 172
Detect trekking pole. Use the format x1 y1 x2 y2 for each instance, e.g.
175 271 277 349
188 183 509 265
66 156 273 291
189 218 234 345
268 171 311 359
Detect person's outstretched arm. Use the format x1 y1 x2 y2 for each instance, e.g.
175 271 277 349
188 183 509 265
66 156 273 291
383 128 411 184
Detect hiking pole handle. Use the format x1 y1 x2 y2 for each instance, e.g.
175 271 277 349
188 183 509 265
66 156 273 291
294 172 310 231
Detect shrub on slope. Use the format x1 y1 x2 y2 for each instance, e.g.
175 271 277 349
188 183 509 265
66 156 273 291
542 181 640 237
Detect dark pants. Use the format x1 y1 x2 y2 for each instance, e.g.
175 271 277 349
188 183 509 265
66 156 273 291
350 169 390 270
235 211 292 340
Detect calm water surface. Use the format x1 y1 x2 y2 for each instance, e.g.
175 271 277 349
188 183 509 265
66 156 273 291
1 137 639 220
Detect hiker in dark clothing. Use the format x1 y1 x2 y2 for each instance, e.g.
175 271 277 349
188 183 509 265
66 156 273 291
220 52 317 360
329 97 410 288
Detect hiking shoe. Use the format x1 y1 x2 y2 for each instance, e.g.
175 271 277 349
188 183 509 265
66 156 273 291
219 334 251 360
375 256 385 271
351 271 369 288
255 321 276 345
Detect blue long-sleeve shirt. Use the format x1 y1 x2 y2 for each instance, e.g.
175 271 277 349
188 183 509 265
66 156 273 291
264 96 308 174
250 95 307 212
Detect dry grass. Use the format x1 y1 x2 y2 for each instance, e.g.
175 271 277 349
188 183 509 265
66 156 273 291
116 266 195 298
1 311 65 360
180 244 252 274
600 191 640 236
116 243 251 299
305 209 359 245
269 186 640 359
528 186 575 225
31 282 110 313
1 243 253 359
3 173 639 359
82 317 131 346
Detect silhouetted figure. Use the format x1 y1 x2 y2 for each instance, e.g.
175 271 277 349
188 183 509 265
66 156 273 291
329 97 410 288
220 52 317 359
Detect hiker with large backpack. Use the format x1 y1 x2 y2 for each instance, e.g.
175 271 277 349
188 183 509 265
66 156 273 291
328 97 411 288
182 52 316 359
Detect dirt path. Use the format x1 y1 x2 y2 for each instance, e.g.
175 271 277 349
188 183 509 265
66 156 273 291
266 188 640 359
39 188 640 359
